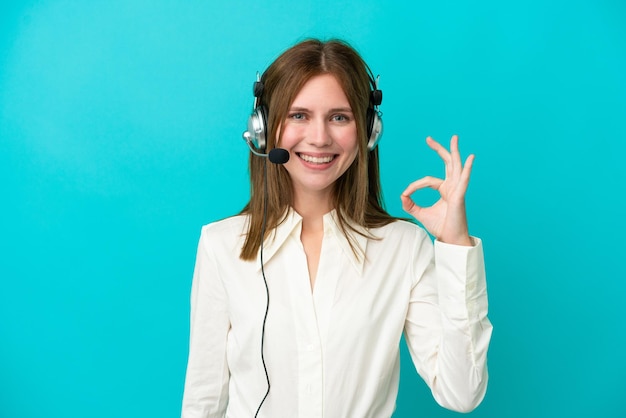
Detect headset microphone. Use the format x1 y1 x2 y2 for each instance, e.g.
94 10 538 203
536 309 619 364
242 131 290 164
266 148 290 164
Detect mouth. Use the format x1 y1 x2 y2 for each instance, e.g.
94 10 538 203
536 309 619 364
297 153 337 164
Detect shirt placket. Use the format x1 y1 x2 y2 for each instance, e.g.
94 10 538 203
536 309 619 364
287 235 324 418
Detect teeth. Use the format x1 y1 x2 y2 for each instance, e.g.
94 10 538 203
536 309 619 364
299 154 334 164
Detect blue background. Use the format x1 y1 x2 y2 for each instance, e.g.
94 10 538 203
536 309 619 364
1 0 625 417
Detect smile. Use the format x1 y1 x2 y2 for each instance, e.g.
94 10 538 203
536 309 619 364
297 153 336 164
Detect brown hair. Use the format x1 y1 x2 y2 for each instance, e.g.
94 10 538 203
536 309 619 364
239 38 398 261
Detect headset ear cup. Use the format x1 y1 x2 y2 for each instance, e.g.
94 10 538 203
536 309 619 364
247 105 268 150
366 108 383 150
258 105 268 150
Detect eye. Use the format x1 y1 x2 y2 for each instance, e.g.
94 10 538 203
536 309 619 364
288 112 306 120
331 113 351 123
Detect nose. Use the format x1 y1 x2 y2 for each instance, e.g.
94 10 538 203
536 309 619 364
307 118 332 147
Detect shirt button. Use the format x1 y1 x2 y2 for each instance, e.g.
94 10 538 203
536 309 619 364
307 344 314 351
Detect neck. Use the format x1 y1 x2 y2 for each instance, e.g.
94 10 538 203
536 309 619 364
292 189 334 230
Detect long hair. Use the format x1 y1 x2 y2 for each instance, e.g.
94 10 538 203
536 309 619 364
239 38 398 261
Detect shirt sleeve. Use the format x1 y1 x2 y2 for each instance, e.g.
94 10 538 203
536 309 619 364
403 232 493 413
181 226 230 418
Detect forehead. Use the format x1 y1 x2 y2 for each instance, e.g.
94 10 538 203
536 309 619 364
291 74 350 107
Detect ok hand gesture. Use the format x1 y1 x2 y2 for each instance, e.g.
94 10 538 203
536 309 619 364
400 135 474 246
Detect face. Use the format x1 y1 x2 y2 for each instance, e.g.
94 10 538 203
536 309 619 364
278 74 358 203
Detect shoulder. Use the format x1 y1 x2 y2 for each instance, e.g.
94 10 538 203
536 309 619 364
202 214 249 235
363 220 434 282
366 219 433 260
199 214 249 253
373 219 431 243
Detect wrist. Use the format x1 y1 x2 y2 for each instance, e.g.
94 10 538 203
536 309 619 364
438 232 472 246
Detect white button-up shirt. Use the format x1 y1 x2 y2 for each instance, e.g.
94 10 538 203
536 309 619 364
181 209 492 417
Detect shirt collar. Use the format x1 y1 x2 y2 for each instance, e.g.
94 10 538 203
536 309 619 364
256 207 369 275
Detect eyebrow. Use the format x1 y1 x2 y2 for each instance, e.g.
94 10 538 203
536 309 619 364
289 106 353 113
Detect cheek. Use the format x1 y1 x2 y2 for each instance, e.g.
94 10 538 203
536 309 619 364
343 128 359 158
278 124 301 149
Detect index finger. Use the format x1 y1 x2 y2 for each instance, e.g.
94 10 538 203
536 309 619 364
401 176 444 196
425 136 451 164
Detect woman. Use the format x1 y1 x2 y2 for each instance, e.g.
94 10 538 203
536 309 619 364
181 38 492 418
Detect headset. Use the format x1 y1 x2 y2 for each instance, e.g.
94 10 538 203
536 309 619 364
243 72 384 156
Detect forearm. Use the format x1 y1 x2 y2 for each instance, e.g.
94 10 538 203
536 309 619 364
405 236 492 413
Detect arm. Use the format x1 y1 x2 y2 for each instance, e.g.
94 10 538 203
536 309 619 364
401 135 492 411
404 233 492 412
181 226 230 418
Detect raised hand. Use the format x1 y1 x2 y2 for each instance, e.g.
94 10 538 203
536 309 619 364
400 135 474 246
